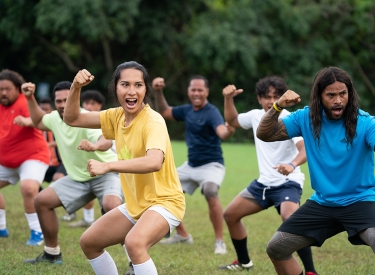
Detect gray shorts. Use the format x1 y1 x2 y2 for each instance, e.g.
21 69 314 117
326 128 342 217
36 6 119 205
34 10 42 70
177 161 225 195
50 172 123 214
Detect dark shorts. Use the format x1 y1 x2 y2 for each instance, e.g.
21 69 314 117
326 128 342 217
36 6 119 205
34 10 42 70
43 163 67 183
278 199 375 246
245 180 302 213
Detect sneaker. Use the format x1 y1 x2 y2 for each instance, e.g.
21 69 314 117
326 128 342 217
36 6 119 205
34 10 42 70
219 260 254 270
159 233 194 244
125 262 135 275
25 230 44 246
23 252 63 264
214 239 227 254
305 272 318 275
0 228 9 238
61 212 76 222
69 219 93 228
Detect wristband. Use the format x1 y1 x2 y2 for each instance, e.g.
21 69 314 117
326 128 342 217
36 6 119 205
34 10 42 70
273 101 282 112
288 163 296 170
25 94 34 100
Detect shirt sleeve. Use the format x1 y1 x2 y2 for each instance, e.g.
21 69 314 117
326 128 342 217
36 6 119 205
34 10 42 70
208 106 224 130
144 120 169 154
42 113 52 131
171 104 189 121
238 110 255 130
100 109 117 140
281 109 305 139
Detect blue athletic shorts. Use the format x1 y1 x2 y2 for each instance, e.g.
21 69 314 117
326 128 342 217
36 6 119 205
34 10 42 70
278 199 375 246
243 180 302 213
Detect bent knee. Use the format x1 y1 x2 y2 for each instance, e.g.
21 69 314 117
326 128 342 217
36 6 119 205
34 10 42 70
102 195 122 212
266 233 293 261
202 183 219 200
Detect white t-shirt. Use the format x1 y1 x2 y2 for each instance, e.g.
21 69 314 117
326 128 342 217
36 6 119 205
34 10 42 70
238 109 304 187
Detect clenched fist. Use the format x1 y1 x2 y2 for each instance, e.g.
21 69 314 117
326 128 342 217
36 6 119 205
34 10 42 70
21 82 36 99
73 69 95 89
277 90 301 108
87 159 109 177
152 77 165 91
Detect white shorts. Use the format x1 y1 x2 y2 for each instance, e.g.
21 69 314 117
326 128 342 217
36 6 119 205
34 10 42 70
117 204 180 237
177 161 226 195
0 160 49 185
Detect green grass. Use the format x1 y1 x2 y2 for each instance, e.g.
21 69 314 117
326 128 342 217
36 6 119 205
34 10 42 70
0 141 374 274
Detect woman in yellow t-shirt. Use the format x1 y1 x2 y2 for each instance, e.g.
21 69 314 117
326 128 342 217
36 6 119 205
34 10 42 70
64 61 185 275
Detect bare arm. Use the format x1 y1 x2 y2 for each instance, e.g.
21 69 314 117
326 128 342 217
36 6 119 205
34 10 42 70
257 89 301 142
274 140 306 175
21 83 50 131
223 84 244 128
13 116 35 127
64 69 101 129
87 149 164 176
216 123 235 140
152 77 174 120
78 135 113 152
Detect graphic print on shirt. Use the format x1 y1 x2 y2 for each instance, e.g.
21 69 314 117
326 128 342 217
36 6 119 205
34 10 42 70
118 145 132 160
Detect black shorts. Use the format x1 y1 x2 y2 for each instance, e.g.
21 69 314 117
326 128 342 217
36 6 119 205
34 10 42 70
246 180 302 213
43 163 67 183
278 199 375 246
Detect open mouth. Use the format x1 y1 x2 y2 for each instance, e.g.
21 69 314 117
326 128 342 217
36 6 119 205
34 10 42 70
126 98 137 108
331 106 343 116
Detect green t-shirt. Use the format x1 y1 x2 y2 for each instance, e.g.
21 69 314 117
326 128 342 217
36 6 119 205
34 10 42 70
42 110 117 182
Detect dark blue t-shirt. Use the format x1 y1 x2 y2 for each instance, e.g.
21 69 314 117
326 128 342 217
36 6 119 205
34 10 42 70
172 103 224 167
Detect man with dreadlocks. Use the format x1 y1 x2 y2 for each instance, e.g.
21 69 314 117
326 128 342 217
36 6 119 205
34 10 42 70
256 66 375 275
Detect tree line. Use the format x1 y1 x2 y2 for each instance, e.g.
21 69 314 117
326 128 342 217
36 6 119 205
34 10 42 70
1 0 375 141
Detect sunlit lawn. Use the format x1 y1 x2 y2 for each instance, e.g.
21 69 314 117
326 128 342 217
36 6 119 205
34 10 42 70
0 141 373 274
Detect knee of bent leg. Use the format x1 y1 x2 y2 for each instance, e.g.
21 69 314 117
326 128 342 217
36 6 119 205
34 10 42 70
79 231 97 254
202 182 219 200
102 195 122 213
266 232 293 261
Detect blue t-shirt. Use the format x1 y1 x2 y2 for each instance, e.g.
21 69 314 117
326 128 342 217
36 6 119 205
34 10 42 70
172 103 224 167
282 107 375 206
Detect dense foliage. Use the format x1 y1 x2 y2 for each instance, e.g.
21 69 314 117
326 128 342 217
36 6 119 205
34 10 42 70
1 0 374 140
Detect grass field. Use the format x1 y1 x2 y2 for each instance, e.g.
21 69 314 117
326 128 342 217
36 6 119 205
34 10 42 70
0 141 374 274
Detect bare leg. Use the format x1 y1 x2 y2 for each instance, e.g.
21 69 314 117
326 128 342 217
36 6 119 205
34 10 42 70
203 182 224 240
34 187 63 247
19 179 40 213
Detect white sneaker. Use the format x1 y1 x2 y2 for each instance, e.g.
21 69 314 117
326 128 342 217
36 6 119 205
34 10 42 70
214 239 227 254
159 233 194 244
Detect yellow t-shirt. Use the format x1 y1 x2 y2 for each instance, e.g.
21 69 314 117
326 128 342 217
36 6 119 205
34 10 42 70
100 104 185 221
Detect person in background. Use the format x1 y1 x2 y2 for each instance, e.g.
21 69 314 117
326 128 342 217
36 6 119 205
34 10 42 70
67 90 106 228
39 98 68 184
152 75 235 254
21 80 124 267
0 69 49 246
219 76 318 275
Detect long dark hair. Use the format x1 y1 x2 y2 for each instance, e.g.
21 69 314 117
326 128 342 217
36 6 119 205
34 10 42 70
108 61 152 106
309 67 359 148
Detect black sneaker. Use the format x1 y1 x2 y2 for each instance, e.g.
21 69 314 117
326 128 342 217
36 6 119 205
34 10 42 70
219 260 253 270
23 252 63 264
125 262 135 275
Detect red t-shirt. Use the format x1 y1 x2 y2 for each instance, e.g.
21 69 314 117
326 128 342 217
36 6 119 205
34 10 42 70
0 93 50 168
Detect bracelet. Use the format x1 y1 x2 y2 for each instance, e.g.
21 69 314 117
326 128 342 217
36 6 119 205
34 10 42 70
273 101 282 112
288 163 296 170
25 94 34 100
